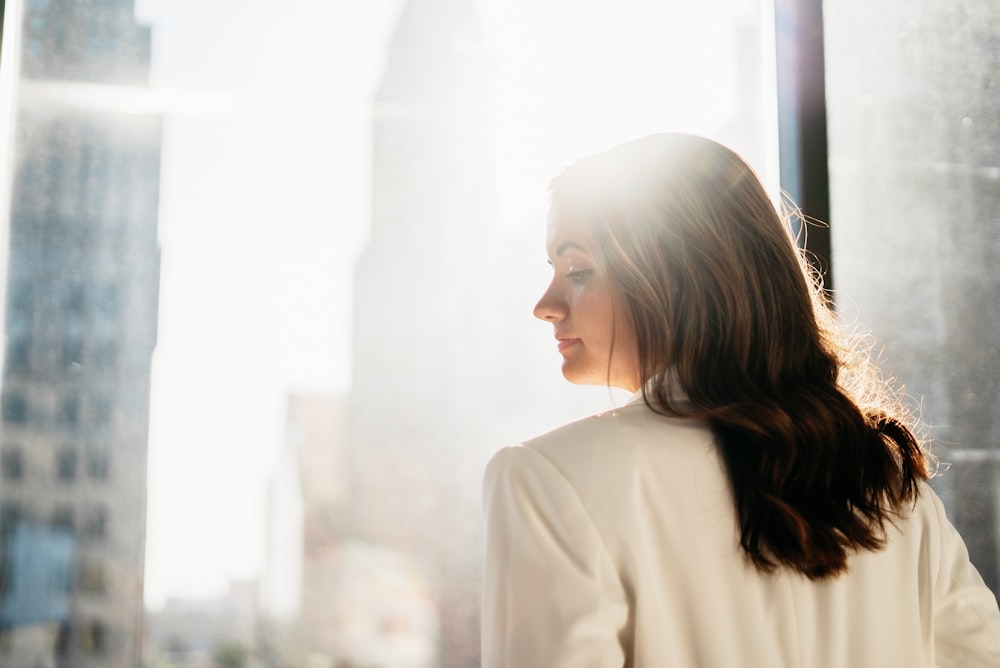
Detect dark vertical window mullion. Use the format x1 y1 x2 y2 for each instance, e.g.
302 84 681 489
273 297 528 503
0 1 7 69
0 1 6 56
774 0 832 291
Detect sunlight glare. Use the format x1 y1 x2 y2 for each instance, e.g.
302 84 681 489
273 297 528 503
489 0 756 232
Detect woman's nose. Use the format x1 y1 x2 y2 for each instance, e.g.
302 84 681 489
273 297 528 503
533 280 566 322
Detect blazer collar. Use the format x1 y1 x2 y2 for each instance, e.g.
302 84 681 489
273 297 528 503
626 374 689 407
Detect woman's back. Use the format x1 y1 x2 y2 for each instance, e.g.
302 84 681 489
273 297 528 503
482 397 1000 667
483 133 1000 666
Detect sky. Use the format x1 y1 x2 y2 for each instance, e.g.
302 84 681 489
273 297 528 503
131 0 777 608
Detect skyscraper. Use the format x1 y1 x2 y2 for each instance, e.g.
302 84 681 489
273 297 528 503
350 1 495 665
0 2 161 667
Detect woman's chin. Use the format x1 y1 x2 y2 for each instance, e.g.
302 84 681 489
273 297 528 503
561 363 603 387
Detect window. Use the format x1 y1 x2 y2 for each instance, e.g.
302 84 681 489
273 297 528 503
5 281 33 329
2 1 778 666
0 504 20 535
79 620 107 655
79 559 107 595
56 447 77 482
83 506 107 540
58 395 79 427
5 337 30 375
1 393 28 424
88 448 110 480
63 284 85 338
52 506 74 533
823 0 1000 592
61 336 84 367
54 623 70 658
4 0 994 667
1 447 23 481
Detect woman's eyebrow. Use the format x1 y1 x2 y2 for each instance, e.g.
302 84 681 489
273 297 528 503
555 241 586 257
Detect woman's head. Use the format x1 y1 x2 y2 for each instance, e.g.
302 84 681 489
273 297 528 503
539 133 830 405
533 198 642 392
539 134 930 578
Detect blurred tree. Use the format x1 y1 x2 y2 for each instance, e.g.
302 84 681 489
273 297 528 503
213 640 248 668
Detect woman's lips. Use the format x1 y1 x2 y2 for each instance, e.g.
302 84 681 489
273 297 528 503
557 338 580 353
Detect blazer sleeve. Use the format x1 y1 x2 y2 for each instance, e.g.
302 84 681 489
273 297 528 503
481 445 629 668
929 489 1000 667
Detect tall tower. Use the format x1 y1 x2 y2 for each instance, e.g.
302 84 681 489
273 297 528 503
0 2 161 667
350 0 494 665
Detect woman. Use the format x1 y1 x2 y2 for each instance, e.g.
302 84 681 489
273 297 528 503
481 133 1000 666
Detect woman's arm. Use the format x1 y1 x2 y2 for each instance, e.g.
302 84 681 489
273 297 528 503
929 489 1000 666
482 445 629 668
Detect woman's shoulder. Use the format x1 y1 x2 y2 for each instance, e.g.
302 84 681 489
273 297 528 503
531 400 710 449
487 402 715 494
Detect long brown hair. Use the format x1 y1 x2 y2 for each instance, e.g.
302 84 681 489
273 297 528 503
549 133 931 579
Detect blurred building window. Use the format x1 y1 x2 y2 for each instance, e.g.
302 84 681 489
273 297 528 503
88 447 110 480
64 284 85 338
83 506 108 540
58 395 79 427
54 623 71 657
79 620 107 654
52 506 74 533
1 393 28 424
79 559 107 595
56 446 78 482
1 447 23 481
62 336 84 367
5 338 30 375
0 505 20 534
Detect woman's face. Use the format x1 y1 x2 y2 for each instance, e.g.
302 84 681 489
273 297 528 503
533 206 641 392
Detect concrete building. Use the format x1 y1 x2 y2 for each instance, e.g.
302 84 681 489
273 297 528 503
261 393 347 666
143 582 259 668
348 1 495 665
0 1 161 667
263 392 440 668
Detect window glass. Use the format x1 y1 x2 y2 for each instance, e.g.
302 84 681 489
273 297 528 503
0 0 779 665
1 393 27 424
87 447 110 480
51 506 74 532
825 0 1000 592
0 447 22 480
5 338 29 375
79 559 107 595
55 447 78 482
83 506 108 540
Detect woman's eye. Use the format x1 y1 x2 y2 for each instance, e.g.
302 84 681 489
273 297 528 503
567 269 592 283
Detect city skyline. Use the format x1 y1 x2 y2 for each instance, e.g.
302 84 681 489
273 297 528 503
139 0 774 610
0 0 778 619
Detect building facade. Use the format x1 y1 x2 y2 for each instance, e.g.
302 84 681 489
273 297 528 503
0 1 161 667
349 1 495 665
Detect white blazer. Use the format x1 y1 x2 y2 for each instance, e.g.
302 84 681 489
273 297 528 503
482 394 1000 667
